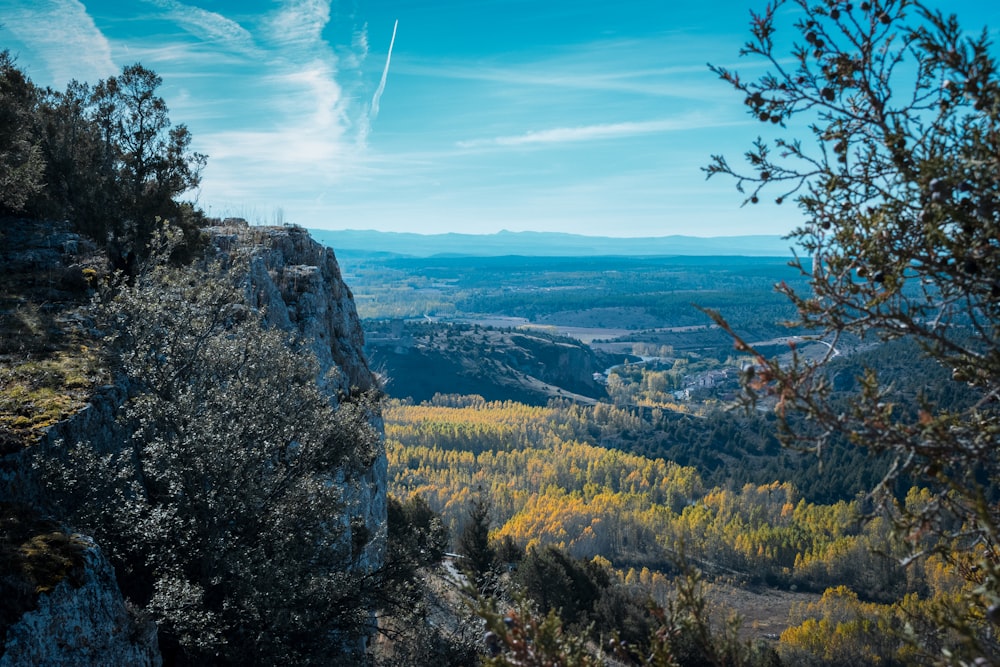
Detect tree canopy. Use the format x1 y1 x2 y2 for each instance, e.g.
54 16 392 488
0 55 206 266
0 51 44 212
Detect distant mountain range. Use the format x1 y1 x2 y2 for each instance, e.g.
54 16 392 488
309 228 795 257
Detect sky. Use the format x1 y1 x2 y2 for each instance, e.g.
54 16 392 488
1 0 999 238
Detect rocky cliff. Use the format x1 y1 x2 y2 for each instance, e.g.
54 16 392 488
220 223 375 396
222 222 386 571
0 219 385 662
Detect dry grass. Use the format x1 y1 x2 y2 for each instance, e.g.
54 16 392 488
0 346 106 447
0 222 109 450
16 529 89 594
0 294 107 447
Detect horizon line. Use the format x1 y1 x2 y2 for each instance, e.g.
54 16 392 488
308 227 791 241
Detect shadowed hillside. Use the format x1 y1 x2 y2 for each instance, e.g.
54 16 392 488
367 320 624 405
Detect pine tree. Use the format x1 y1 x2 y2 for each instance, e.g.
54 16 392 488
458 493 496 590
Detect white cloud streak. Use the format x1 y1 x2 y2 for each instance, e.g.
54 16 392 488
391 34 788 106
457 116 743 149
169 0 374 220
0 0 115 85
142 0 259 57
264 0 332 51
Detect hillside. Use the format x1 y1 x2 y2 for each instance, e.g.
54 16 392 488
2 26 996 661
366 320 623 405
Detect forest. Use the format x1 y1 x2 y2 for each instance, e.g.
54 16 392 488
350 0 1000 660
385 394 979 648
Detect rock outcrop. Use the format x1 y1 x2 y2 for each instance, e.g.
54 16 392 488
235 224 375 396
367 320 614 405
0 537 160 667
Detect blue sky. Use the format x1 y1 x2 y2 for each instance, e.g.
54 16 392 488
1 1 998 237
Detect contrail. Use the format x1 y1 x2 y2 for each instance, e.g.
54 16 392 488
370 19 398 120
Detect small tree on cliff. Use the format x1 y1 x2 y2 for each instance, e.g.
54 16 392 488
706 0 999 661
88 64 206 265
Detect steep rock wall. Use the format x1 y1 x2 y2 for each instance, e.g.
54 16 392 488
507 333 606 396
228 223 386 571
238 224 374 396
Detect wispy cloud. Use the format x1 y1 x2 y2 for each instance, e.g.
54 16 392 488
457 116 742 149
393 32 784 106
0 0 115 85
263 0 332 51
141 0 259 57
402 59 711 99
266 60 348 137
252 0 360 141
164 0 376 217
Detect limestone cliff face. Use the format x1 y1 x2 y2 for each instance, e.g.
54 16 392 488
0 537 160 667
237 224 375 397
367 321 613 405
224 222 387 570
2 221 386 660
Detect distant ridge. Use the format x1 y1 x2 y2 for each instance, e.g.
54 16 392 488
309 228 794 257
